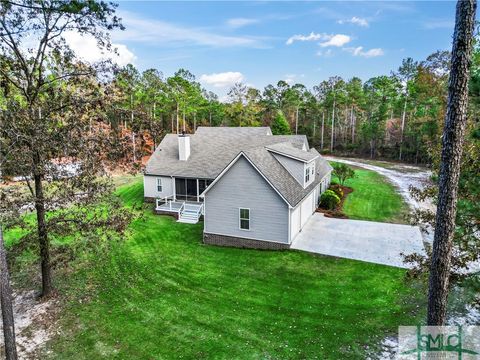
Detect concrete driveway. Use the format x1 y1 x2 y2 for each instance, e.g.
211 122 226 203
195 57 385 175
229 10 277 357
291 213 425 268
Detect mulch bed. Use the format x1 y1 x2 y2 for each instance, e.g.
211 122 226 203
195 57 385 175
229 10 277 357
316 184 353 219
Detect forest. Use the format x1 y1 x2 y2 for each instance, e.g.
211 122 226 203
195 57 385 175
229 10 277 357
105 49 457 165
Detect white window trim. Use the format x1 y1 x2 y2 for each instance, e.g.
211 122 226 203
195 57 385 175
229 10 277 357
239 208 251 231
305 167 310 184
156 178 163 193
304 162 315 188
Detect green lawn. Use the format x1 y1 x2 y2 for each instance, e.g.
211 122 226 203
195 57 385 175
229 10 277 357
332 166 410 223
42 177 423 359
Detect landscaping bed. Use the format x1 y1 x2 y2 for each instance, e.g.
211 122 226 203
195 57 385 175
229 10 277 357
317 184 353 219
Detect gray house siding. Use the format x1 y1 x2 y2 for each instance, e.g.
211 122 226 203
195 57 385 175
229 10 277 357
272 153 304 186
144 175 174 200
204 156 289 244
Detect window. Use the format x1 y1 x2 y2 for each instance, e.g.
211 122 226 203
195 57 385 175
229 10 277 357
156 178 162 192
305 162 315 185
239 208 250 230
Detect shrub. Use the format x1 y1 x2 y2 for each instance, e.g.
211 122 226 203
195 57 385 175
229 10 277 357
320 190 340 210
329 184 344 198
332 163 355 185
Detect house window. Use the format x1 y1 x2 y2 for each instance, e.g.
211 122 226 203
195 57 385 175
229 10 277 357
156 178 162 192
239 208 250 230
305 167 310 184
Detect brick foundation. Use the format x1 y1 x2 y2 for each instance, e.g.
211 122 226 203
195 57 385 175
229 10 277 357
144 197 156 203
203 232 290 250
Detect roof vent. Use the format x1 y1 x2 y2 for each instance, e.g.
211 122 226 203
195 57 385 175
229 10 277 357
178 133 190 161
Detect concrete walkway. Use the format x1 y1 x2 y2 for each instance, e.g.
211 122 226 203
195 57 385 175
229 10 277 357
291 213 425 268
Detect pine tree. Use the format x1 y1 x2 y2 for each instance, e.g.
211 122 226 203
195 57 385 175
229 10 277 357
271 110 291 135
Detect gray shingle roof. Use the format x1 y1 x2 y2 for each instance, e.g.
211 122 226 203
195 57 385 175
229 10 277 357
265 142 319 162
145 127 332 207
241 147 331 206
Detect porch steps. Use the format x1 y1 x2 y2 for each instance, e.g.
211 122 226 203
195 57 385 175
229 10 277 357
177 209 201 224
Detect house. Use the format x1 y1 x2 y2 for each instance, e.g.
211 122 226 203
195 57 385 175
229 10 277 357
144 127 332 249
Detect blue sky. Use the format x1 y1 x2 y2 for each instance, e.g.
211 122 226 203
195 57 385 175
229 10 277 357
104 1 458 97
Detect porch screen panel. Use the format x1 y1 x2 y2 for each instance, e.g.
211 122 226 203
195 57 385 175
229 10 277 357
186 179 197 201
175 178 187 201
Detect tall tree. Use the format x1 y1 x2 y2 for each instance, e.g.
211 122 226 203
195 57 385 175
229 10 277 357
395 58 419 160
0 227 17 360
427 0 476 326
0 0 125 297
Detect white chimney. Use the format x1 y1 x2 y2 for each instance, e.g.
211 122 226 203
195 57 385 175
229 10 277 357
178 134 190 161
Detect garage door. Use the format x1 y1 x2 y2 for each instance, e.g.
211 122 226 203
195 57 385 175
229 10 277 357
300 191 315 228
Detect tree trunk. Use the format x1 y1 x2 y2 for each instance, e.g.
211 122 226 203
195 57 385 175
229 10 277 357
130 94 136 162
0 227 18 360
351 107 355 144
182 111 186 133
132 133 136 162
321 112 325 149
176 103 179 134
427 0 476 326
331 97 336 152
399 98 407 160
33 172 53 297
295 106 299 135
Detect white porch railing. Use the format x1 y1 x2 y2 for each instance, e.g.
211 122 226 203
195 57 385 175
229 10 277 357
178 201 185 214
155 196 204 223
155 195 177 211
178 202 204 224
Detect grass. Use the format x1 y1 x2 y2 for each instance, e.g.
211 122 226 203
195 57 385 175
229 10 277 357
42 177 424 359
333 166 410 224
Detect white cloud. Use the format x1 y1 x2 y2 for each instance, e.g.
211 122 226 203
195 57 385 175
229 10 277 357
344 46 384 58
338 16 369 27
286 32 325 45
226 17 259 28
316 49 333 57
284 74 305 84
64 32 136 66
200 72 244 88
286 32 351 47
113 11 265 48
319 34 351 47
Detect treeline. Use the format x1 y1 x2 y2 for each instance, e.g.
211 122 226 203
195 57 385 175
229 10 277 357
108 50 454 164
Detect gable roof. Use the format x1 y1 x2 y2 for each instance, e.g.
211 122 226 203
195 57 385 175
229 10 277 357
203 147 331 207
145 126 333 207
145 127 307 179
265 142 318 163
